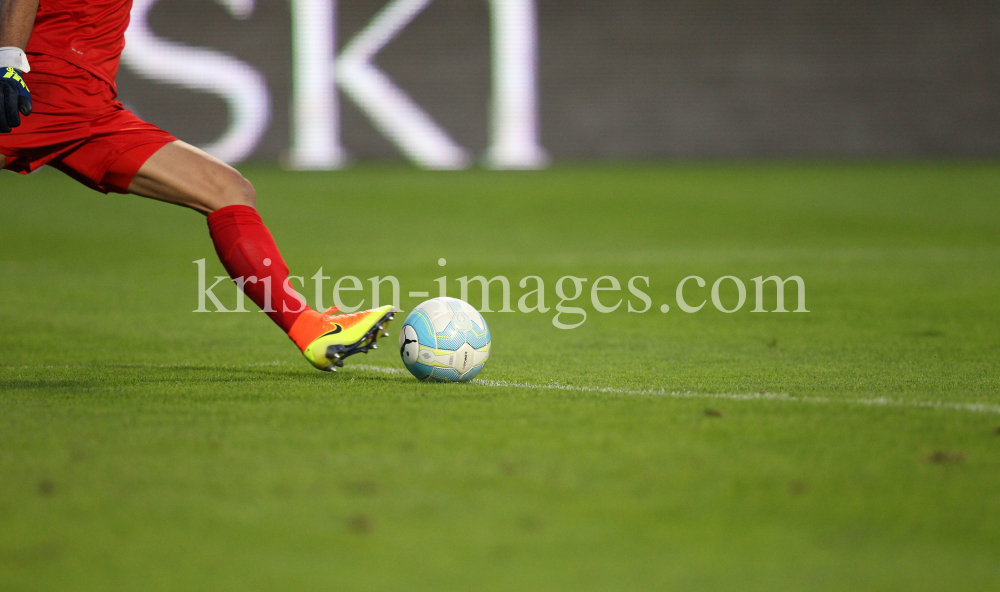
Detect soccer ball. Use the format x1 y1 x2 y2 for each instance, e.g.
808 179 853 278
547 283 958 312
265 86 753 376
399 297 491 382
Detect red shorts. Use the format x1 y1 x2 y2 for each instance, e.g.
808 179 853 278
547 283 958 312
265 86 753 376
0 54 176 194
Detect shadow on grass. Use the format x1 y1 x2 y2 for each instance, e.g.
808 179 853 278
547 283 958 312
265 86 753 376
0 363 416 392
0 379 109 391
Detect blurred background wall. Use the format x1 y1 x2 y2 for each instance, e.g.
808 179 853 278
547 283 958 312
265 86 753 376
116 0 1000 166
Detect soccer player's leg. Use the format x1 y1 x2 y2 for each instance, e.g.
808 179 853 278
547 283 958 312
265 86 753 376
124 140 395 371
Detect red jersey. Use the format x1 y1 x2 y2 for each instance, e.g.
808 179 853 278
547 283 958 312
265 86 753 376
26 0 132 92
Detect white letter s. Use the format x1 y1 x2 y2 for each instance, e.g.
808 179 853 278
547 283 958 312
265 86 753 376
124 0 271 164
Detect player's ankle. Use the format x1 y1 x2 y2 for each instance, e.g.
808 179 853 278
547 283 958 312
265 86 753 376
288 309 324 350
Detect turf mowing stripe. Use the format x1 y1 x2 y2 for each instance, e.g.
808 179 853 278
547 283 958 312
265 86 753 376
4 363 999 416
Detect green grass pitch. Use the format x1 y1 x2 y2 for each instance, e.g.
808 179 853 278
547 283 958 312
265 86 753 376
1 163 999 591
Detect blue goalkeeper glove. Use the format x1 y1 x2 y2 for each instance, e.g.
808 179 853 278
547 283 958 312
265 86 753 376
1 66 32 133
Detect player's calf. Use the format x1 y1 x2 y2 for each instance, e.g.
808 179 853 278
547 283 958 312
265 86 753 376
124 139 398 372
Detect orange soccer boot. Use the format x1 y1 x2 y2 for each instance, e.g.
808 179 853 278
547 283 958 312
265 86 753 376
288 305 396 371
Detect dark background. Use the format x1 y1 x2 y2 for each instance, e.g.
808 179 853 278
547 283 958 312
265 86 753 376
116 0 1000 162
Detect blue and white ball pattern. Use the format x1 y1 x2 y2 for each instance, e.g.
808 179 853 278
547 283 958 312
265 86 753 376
399 297 491 382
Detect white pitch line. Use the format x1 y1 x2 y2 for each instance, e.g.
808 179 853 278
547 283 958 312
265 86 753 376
352 364 407 375
3 363 999 416
350 365 1000 415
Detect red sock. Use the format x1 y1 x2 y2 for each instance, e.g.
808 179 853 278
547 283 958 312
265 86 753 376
206 205 310 334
